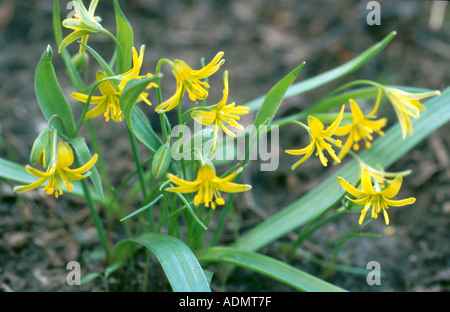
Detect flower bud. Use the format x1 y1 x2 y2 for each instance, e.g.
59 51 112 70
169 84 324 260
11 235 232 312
30 128 52 167
152 142 172 180
71 52 87 72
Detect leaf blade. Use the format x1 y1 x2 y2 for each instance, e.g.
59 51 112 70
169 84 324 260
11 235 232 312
112 233 211 292
196 247 346 292
35 45 76 137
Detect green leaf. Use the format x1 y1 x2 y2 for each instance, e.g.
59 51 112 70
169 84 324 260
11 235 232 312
120 194 163 221
245 31 397 113
113 0 133 74
253 62 305 128
80 41 116 77
234 87 450 252
35 45 76 137
120 78 163 153
70 137 104 202
112 233 211 292
196 247 346 292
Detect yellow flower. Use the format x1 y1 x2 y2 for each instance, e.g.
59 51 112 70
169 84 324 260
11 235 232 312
118 46 158 106
166 165 251 209
60 0 103 53
384 87 440 139
14 142 98 198
334 99 387 160
72 71 123 122
285 105 345 169
155 52 225 113
191 71 249 153
337 169 416 225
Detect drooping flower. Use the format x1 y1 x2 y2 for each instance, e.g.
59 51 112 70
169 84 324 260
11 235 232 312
166 165 251 209
71 71 123 122
59 0 103 53
334 99 387 160
358 161 411 188
285 105 345 169
118 45 158 106
384 87 440 139
337 169 416 225
155 52 225 113
191 71 249 153
14 142 98 198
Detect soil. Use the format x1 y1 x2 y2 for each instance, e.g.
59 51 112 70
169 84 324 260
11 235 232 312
0 0 449 292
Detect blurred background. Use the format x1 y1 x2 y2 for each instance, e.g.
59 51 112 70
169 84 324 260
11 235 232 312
0 0 449 291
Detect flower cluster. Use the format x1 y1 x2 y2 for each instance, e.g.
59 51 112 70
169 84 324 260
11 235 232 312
284 81 439 225
16 0 251 208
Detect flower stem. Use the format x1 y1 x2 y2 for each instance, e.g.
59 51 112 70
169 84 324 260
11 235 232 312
127 127 155 231
78 161 110 261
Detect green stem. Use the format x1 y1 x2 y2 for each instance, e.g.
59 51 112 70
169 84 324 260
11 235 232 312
211 134 250 247
79 163 110 261
127 127 155 231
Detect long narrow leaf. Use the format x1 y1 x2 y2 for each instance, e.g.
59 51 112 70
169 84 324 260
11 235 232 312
35 45 76 137
253 62 305 128
234 87 450 252
196 247 346 292
114 0 133 73
120 78 163 152
245 31 397 112
112 233 211 292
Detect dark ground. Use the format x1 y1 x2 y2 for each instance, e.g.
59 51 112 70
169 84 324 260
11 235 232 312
0 0 449 292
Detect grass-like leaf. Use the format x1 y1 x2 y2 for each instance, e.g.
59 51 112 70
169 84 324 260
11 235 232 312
196 247 346 292
112 233 211 292
245 31 397 113
35 45 76 137
253 62 305 128
114 0 133 74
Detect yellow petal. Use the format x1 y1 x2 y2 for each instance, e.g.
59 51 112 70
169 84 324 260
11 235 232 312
361 169 376 195
191 110 216 126
13 177 48 193
384 197 416 207
380 176 403 198
308 116 324 138
349 99 365 123
337 176 366 198
323 104 345 136
216 181 251 193
65 153 98 174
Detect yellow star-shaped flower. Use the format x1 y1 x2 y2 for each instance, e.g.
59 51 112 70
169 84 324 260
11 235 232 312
118 45 158 106
14 142 98 198
191 71 249 153
285 105 345 169
166 165 251 209
155 52 225 113
337 169 416 225
334 99 387 160
72 71 123 122
384 87 440 139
